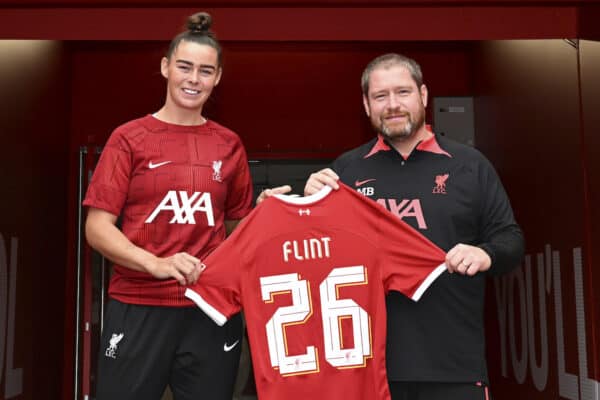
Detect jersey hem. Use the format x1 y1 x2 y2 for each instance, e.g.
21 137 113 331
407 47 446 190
185 288 228 326
412 263 447 301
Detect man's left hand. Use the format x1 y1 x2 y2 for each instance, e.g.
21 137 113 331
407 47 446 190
446 244 491 276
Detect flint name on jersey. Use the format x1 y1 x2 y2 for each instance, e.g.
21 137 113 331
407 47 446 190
282 237 332 262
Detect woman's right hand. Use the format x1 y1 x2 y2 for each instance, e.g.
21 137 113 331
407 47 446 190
85 207 204 286
148 253 205 286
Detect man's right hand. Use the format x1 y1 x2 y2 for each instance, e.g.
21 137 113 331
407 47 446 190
304 168 340 195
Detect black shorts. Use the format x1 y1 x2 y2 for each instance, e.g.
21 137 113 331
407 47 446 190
95 299 242 400
389 381 491 400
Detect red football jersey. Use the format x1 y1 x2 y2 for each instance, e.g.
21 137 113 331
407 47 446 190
185 183 446 399
83 115 253 306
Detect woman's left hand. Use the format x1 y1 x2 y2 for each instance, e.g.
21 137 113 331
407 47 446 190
256 185 292 205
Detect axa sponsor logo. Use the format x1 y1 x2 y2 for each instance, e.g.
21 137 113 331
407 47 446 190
376 198 427 229
432 173 449 194
105 333 124 359
146 190 215 226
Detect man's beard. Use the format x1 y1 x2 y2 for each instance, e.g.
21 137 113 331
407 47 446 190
375 106 425 141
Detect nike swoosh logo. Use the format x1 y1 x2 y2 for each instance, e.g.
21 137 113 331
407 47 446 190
223 340 240 352
355 178 376 187
148 161 172 169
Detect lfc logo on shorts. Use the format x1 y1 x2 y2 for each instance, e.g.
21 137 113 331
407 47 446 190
212 160 223 182
105 333 124 359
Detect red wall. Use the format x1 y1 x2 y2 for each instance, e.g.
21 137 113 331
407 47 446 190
70 40 475 157
579 4 600 41
1 0 585 5
0 6 579 41
0 41 70 400
473 40 598 398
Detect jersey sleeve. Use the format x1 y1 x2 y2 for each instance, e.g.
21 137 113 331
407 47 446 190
224 137 253 221
185 207 258 325
82 127 132 216
356 191 446 301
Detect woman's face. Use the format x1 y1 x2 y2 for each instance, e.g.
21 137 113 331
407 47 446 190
161 40 222 113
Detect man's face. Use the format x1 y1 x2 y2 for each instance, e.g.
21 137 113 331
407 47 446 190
161 40 222 112
363 64 427 141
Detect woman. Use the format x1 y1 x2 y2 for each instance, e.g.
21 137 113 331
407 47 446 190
84 12 253 400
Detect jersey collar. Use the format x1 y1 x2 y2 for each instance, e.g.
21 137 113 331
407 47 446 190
273 185 333 205
363 135 392 158
363 126 452 159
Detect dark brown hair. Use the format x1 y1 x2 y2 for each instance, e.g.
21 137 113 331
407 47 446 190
361 53 423 96
165 12 222 66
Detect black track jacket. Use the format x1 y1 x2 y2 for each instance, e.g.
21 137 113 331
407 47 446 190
332 133 524 383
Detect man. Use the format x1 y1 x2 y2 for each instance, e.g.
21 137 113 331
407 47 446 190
303 53 524 400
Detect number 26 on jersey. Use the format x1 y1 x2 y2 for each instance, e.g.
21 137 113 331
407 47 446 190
260 266 372 376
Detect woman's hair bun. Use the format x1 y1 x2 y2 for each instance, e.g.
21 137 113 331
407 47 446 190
187 12 212 34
